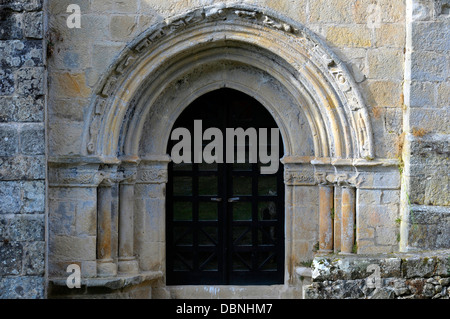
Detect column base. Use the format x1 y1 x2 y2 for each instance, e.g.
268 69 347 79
118 257 139 274
97 259 117 277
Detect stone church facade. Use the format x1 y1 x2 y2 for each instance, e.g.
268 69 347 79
0 0 449 299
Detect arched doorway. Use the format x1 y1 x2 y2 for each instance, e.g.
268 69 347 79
48 4 386 299
166 89 285 285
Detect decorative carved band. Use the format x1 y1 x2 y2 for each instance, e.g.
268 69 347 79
136 168 168 184
284 169 315 186
314 171 360 188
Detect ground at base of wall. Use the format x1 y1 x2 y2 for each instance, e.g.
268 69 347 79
304 249 450 299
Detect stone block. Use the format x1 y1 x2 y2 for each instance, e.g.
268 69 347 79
362 80 403 108
2 0 43 12
0 214 45 241
0 68 15 95
352 0 405 23
48 200 76 236
409 107 450 134
0 40 43 68
75 201 97 236
0 276 44 299
375 226 399 246
50 235 96 261
409 81 437 108
411 0 435 21
311 255 402 281
309 0 354 23
48 0 89 14
109 15 138 41
402 256 438 278
50 72 91 98
0 12 23 40
0 96 44 123
0 155 45 180
408 206 450 249
48 118 83 155
0 242 22 275
412 21 450 52
92 43 125 71
368 48 404 80
15 67 45 95
326 25 372 48
437 81 450 107
375 23 405 48
0 181 21 213
19 124 45 155
91 0 138 13
22 180 45 213
0 124 18 156
411 50 447 81
23 11 43 39
384 108 403 135
22 241 45 275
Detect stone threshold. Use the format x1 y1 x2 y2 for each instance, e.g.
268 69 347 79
48 271 163 290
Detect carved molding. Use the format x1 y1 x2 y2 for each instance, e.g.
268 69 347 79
136 168 168 184
49 166 104 188
284 169 315 186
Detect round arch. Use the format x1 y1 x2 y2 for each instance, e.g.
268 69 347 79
82 3 374 161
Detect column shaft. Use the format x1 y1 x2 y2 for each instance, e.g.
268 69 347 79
319 185 334 252
97 185 117 276
118 182 138 274
341 187 356 254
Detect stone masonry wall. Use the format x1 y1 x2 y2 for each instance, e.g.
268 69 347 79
0 0 46 298
401 0 450 251
305 250 450 299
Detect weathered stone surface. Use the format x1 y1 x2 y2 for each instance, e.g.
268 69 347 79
22 241 45 275
19 124 45 155
0 214 45 241
0 12 23 40
410 50 447 81
0 125 19 156
0 69 15 95
0 40 43 68
306 251 450 299
0 0 45 300
0 156 45 180
0 181 21 213
0 96 44 122
412 21 450 52
23 11 43 39
0 242 22 275
408 206 450 250
0 276 44 299
326 25 372 48
15 67 44 95
1 0 43 12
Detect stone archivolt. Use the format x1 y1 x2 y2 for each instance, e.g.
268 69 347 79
81 3 374 161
